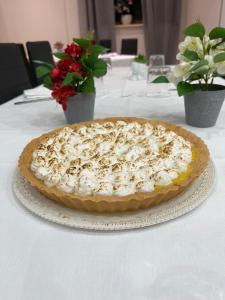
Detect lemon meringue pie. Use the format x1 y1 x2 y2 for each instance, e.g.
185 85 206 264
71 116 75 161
18 117 209 212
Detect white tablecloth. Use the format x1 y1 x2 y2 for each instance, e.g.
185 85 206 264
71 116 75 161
1 67 225 300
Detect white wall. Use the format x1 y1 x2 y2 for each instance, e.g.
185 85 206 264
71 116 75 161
0 0 224 54
180 0 222 41
0 0 82 48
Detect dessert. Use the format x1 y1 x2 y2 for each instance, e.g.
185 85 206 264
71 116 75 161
18 117 209 212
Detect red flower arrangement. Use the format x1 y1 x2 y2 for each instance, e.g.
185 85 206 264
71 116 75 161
36 36 108 110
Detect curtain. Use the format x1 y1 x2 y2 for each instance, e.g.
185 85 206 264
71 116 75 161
142 0 182 64
86 0 116 51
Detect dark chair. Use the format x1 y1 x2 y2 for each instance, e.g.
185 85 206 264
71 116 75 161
17 43 36 87
0 43 32 104
121 38 138 55
99 39 112 52
26 41 54 86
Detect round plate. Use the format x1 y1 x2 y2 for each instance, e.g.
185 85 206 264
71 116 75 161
13 160 215 231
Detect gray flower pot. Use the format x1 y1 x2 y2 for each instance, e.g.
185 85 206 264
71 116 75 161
184 88 225 128
64 93 95 124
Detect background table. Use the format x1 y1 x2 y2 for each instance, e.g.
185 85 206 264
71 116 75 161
0 67 225 300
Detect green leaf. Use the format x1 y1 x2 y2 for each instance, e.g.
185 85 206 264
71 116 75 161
61 72 83 86
73 38 89 49
92 44 108 56
53 52 69 59
213 52 225 63
177 81 200 96
134 54 148 64
77 76 95 93
33 60 53 69
36 66 50 78
209 27 225 39
194 65 209 75
184 22 205 39
62 72 74 86
190 59 208 72
152 76 169 83
80 58 92 74
92 59 107 77
72 72 83 80
186 73 201 82
83 55 98 69
43 75 53 89
182 50 199 61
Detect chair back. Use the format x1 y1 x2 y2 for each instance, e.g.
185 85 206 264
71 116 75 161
17 43 36 87
26 41 54 86
121 39 138 55
0 43 31 104
99 39 112 52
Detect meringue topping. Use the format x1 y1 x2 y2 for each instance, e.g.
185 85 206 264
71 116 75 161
31 121 192 196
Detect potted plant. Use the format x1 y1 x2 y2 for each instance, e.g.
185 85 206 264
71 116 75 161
115 0 133 25
153 22 225 128
130 54 148 80
36 35 108 124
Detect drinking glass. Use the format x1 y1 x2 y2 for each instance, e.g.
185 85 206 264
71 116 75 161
147 65 171 83
149 55 165 67
146 54 171 97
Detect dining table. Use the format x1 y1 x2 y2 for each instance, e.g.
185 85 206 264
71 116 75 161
0 66 225 300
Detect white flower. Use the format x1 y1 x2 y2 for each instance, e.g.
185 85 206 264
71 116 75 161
176 52 186 61
216 62 225 75
167 72 182 85
204 54 216 75
210 47 225 75
204 54 213 64
178 36 204 59
203 35 210 50
168 62 192 85
209 38 223 48
173 62 192 77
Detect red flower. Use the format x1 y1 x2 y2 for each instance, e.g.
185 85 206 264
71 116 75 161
52 85 76 111
50 67 60 79
70 61 83 76
56 58 72 78
50 44 84 110
65 43 82 58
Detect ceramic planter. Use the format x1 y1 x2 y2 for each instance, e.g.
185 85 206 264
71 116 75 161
130 61 148 80
184 87 225 128
121 14 132 25
64 93 95 124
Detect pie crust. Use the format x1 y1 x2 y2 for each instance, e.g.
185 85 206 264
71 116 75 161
18 117 210 212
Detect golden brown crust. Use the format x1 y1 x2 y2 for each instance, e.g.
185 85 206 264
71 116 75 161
18 117 210 212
